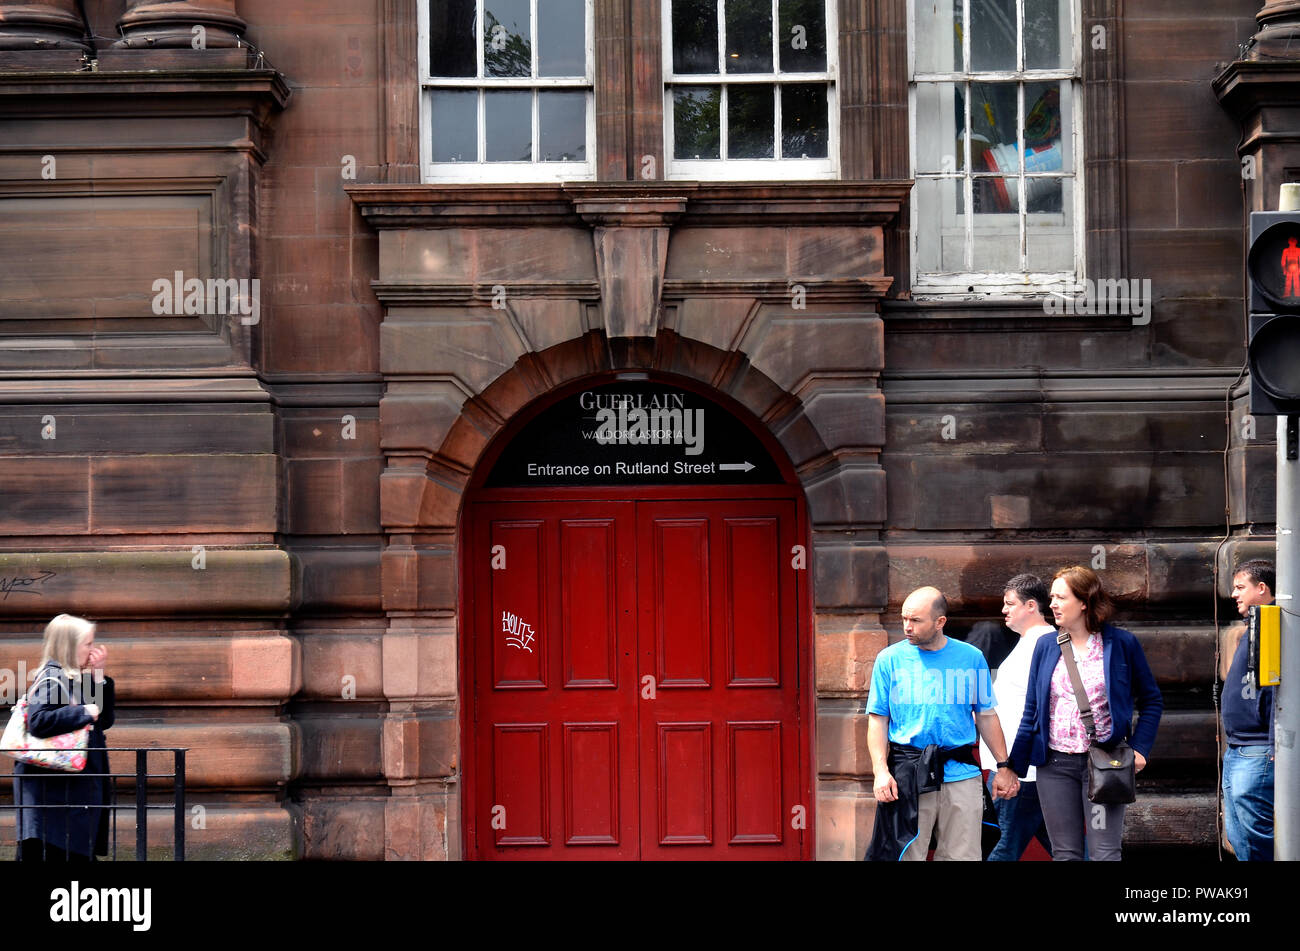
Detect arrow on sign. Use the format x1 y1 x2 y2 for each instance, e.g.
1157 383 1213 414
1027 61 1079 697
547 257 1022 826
719 462 755 473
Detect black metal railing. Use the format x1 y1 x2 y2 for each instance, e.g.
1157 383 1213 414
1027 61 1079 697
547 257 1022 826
0 748 187 861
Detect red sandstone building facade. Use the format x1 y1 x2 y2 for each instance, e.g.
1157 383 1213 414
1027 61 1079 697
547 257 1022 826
0 0 1288 859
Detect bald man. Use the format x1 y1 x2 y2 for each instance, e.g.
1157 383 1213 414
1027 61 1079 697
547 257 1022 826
865 586 1020 860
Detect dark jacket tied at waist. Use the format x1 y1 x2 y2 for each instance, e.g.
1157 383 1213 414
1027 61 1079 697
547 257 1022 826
863 742 977 862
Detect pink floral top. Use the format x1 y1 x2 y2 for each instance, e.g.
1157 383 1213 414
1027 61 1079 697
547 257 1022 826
1048 633 1113 752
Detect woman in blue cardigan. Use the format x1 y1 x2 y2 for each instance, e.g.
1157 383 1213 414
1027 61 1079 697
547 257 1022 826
1009 566 1162 860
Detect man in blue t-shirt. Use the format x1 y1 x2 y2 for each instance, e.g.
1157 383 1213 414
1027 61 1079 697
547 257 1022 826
867 586 1020 860
1220 560 1276 860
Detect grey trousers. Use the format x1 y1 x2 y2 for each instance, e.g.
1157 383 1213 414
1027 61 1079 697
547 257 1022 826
1035 750 1127 861
903 775 982 861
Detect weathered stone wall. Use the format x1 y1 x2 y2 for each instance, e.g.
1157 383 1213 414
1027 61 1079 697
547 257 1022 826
878 1 1269 849
0 0 297 859
0 0 1270 859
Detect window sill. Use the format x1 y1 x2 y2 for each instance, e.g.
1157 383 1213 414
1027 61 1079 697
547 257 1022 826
425 162 595 184
882 296 1144 332
910 274 1080 301
666 158 836 181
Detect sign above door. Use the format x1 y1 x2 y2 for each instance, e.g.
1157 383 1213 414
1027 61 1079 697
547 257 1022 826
485 381 784 487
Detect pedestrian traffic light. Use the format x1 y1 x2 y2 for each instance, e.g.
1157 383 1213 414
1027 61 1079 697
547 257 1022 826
1248 603 1281 688
1247 212 1300 415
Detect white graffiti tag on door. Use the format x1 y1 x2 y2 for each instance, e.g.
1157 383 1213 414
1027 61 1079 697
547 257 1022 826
502 611 537 652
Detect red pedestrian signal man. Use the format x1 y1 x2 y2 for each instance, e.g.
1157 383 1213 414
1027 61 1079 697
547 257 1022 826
1284 237 1300 297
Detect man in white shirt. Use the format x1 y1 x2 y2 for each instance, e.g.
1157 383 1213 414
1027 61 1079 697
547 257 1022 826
979 574 1055 861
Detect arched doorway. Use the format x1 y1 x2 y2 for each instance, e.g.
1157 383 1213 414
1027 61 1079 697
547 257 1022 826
459 372 814 860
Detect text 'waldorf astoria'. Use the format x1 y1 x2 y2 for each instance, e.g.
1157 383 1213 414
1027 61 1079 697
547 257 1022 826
580 389 705 456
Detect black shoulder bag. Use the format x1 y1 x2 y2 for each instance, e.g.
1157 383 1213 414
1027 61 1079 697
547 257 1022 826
1057 632 1137 805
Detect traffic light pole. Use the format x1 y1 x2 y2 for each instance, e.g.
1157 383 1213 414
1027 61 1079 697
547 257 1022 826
1277 414 1300 860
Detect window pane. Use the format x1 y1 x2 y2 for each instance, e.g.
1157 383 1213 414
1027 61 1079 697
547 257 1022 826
725 0 773 73
485 90 532 161
778 0 825 72
914 0 962 74
431 90 478 162
673 86 721 159
1023 80 1062 156
1027 179 1073 271
429 0 477 77
914 177 967 273
539 90 586 160
1025 176 1062 215
970 0 1016 72
538 0 585 76
728 85 774 158
781 83 827 158
915 82 964 173
973 173 1017 215
672 0 719 74
969 81 1017 151
1024 0 1067 70
485 0 532 77
971 181 1020 271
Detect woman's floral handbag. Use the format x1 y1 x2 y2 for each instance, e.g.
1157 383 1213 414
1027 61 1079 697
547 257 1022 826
1 676 89 772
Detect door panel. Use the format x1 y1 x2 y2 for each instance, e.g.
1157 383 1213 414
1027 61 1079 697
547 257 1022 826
491 723 549 846
562 723 621 844
471 496 803 860
656 722 713 845
724 517 782 686
490 519 547 689
652 518 711 687
727 722 783 843
559 519 620 687
636 499 801 860
474 501 639 860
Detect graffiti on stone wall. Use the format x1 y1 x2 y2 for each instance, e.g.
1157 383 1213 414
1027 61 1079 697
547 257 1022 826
0 570 56 601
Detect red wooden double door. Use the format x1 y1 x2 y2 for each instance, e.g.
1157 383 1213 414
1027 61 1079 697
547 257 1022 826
466 494 808 859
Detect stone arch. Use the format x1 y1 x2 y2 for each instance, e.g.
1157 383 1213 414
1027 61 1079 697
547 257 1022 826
383 327 884 535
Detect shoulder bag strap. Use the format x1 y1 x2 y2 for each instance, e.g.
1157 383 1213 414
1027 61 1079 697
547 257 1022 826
1056 632 1096 743
27 670 72 703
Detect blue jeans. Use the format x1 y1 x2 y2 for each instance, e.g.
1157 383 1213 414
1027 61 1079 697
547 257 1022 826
1222 745 1274 861
985 773 1052 861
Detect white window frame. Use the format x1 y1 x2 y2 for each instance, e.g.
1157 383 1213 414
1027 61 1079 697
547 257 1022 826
419 0 596 183
663 0 838 181
909 0 1083 298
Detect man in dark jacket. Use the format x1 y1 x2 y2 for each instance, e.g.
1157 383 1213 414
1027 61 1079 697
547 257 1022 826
1221 559 1275 860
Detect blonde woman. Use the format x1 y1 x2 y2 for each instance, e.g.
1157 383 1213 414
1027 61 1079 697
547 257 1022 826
13 614 114 861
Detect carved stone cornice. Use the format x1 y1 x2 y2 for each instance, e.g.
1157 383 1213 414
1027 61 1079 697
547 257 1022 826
346 184 583 228
371 281 601 305
1214 56 1300 213
671 181 912 226
1214 59 1300 121
662 278 894 302
347 181 912 230
348 182 910 341
0 70 290 147
568 192 689 229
